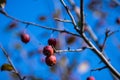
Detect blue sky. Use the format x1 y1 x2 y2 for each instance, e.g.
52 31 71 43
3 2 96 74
0 0 120 80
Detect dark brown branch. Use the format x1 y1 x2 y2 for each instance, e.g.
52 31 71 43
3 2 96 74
101 29 119 52
80 0 84 32
91 66 107 72
101 29 110 52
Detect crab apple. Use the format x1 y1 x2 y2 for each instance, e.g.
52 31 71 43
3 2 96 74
43 45 54 56
116 17 120 24
48 38 57 47
87 76 95 80
20 33 30 43
45 55 56 66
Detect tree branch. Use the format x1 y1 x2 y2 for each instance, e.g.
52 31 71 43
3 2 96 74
0 9 80 38
60 0 120 78
54 46 93 53
54 18 72 23
81 33 120 78
101 29 119 52
0 45 23 80
80 0 84 32
91 66 107 72
59 0 79 31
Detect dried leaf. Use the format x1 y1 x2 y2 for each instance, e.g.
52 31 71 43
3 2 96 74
38 16 46 21
1 63 13 71
0 0 6 8
53 9 60 18
5 21 18 31
66 36 76 45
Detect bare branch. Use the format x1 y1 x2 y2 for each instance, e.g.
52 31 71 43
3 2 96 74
54 18 72 23
59 0 79 31
0 9 81 38
0 45 23 80
91 66 107 72
101 29 110 52
68 0 99 45
81 33 120 78
101 29 119 52
59 0 120 78
80 0 84 32
54 46 93 53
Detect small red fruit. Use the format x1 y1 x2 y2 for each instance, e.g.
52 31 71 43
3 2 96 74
48 38 56 47
45 55 56 66
20 33 30 43
87 76 95 80
116 17 120 24
43 46 54 56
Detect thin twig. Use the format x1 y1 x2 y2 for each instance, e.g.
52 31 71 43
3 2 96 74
68 0 99 45
0 45 23 80
81 33 120 78
54 18 72 23
60 0 120 78
79 0 120 78
91 66 107 72
54 47 93 53
101 29 119 52
59 0 79 31
80 0 84 32
101 29 110 52
0 9 81 38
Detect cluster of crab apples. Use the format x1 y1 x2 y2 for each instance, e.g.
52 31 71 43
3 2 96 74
42 38 57 66
20 32 57 66
20 32 95 79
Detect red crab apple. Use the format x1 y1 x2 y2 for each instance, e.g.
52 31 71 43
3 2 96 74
116 17 120 24
87 76 95 80
43 45 54 56
48 38 57 47
20 33 30 43
45 55 56 66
